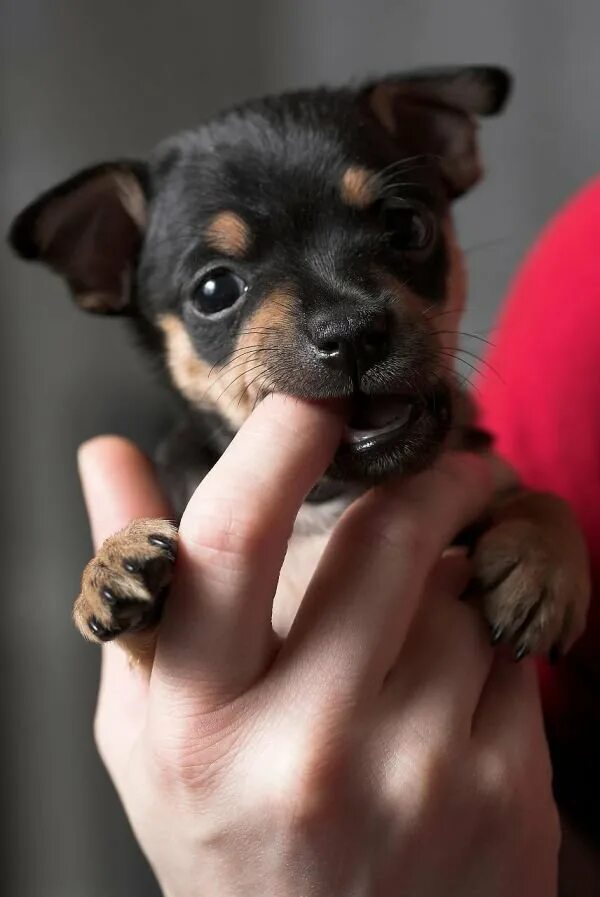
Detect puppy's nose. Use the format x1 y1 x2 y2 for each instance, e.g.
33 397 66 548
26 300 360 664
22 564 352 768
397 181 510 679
310 310 390 375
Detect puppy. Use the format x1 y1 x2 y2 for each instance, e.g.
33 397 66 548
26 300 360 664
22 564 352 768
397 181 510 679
8 65 590 666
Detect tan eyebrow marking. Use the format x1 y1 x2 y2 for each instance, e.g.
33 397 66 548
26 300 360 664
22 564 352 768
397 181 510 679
340 166 377 208
157 289 296 431
204 210 251 257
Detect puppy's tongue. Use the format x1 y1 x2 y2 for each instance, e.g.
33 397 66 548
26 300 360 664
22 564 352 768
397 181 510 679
343 395 413 444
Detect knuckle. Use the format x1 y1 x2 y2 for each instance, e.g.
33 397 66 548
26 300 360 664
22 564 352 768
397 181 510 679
408 743 453 808
476 748 518 818
182 498 266 568
260 728 347 827
387 735 454 818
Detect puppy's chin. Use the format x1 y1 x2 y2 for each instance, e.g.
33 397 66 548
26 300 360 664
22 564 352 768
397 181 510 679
328 383 453 483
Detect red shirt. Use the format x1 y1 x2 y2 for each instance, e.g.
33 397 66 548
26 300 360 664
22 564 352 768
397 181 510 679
477 178 600 834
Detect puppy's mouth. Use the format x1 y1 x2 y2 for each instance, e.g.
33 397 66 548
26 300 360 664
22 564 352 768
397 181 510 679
330 384 453 481
343 394 417 450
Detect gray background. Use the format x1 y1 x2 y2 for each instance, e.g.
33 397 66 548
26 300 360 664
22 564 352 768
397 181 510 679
2 1 599 894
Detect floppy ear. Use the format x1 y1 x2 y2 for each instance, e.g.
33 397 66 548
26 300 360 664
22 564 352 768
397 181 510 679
362 65 512 198
8 160 148 314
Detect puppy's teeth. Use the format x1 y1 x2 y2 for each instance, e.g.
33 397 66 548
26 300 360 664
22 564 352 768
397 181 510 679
343 402 413 443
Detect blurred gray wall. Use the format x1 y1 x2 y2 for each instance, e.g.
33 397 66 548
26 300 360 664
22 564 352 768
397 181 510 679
2 1 600 894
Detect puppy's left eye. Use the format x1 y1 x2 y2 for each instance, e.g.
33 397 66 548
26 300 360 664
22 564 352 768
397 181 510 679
191 268 248 316
384 203 435 252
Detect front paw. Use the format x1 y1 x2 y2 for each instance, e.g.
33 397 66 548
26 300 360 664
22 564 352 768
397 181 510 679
471 518 589 661
74 518 178 644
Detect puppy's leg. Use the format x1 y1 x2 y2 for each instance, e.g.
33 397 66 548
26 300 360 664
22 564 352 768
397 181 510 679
74 518 178 663
470 489 590 659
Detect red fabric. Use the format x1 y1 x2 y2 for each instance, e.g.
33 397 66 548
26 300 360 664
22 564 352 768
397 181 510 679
476 178 600 831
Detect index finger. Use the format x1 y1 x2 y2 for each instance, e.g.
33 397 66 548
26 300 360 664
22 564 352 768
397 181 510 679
151 395 344 709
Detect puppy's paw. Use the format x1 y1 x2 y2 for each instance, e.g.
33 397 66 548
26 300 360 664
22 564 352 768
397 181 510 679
471 517 588 661
74 519 178 644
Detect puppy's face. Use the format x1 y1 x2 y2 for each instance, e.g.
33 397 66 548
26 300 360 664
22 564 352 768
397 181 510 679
9 66 510 481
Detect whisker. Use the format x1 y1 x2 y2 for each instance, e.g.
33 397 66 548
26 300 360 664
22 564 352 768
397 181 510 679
450 347 504 383
379 181 428 196
438 363 481 396
439 351 485 381
213 360 270 405
433 330 495 348
208 344 277 378
374 154 442 181
212 347 293 385
209 342 295 378
210 352 280 383
208 351 278 388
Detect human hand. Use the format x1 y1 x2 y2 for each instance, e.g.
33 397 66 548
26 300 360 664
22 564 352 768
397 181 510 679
80 396 559 897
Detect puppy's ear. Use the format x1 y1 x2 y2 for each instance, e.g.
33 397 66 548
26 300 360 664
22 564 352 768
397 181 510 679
362 65 512 198
8 160 148 314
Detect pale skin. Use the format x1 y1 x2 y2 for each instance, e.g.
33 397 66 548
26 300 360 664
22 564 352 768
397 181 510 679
80 395 559 897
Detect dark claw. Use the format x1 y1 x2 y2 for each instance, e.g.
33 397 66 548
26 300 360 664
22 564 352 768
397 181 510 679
123 559 142 574
88 616 119 642
148 534 176 562
490 624 505 645
101 587 118 606
514 644 530 662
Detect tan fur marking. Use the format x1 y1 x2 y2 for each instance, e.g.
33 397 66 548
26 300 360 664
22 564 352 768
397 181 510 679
234 288 295 398
78 291 118 312
159 291 294 429
205 211 251 258
159 314 252 429
238 288 294 351
340 166 376 208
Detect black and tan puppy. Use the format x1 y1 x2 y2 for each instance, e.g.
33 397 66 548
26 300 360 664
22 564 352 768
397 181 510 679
8 66 590 664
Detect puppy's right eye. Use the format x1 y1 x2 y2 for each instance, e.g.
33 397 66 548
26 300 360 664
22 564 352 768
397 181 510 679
190 267 248 316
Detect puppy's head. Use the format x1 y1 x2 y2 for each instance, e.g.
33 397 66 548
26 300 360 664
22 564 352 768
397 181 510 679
9 65 510 481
